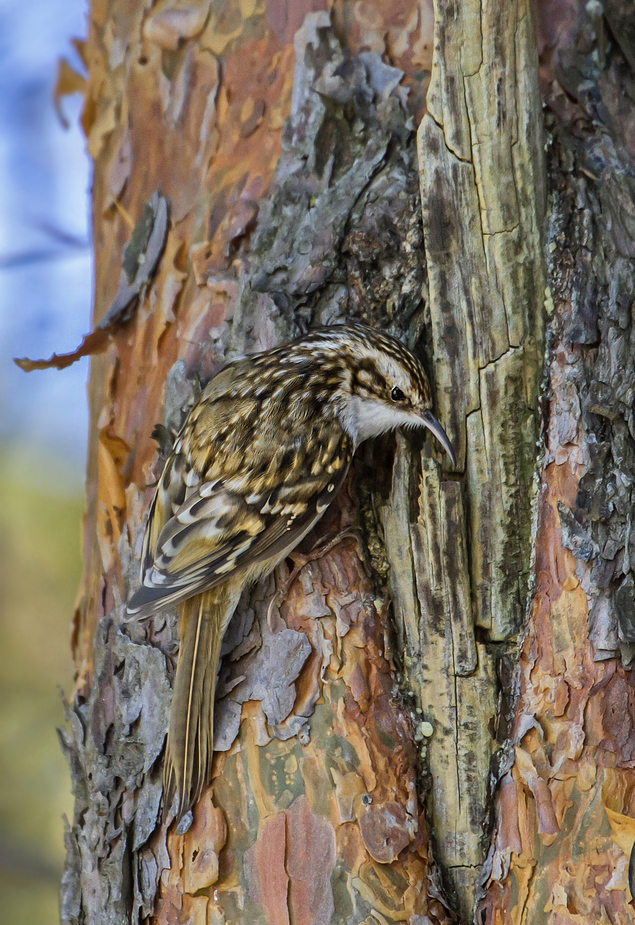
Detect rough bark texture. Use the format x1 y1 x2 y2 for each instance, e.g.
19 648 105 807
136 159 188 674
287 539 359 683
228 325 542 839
61 3 455 925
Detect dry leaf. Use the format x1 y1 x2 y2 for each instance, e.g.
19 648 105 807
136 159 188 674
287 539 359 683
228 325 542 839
53 58 86 127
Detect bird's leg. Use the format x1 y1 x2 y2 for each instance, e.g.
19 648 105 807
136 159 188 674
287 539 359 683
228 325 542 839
265 589 286 632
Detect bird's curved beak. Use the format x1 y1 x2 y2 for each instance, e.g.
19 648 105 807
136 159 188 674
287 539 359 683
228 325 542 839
419 411 456 468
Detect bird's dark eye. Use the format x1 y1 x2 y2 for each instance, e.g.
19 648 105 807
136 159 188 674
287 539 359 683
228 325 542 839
391 386 406 403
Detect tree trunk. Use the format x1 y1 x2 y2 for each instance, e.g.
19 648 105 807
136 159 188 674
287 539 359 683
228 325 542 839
59 2 635 925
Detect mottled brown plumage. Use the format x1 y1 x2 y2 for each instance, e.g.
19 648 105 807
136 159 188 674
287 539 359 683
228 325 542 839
127 323 454 821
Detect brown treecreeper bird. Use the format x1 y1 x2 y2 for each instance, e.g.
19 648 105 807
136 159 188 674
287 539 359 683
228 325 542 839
127 323 454 821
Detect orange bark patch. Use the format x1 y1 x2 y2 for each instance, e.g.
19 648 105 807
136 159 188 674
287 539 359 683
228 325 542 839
244 796 336 925
247 811 290 925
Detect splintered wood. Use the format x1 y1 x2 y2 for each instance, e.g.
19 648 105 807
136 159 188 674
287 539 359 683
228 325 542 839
404 0 547 915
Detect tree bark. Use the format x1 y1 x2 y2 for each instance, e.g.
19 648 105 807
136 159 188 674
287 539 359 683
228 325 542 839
59 2 635 925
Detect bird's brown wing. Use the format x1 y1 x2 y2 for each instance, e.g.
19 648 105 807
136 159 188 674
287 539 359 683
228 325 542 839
127 419 352 617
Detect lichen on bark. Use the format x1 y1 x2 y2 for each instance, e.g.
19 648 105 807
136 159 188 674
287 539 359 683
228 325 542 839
385 1 548 917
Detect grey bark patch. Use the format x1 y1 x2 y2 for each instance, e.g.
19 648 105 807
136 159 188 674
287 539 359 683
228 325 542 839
60 622 171 925
60 817 82 925
229 12 422 353
161 358 201 436
223 625 312 728
546 11 635 663
615 574 635 643
557 502 599 562
589 593 619 659
213 698 243 751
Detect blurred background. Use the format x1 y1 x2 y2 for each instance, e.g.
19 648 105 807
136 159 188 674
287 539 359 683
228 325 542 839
0 0 91 922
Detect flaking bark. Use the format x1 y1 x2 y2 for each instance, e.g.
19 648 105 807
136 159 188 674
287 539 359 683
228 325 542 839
62 6 452 924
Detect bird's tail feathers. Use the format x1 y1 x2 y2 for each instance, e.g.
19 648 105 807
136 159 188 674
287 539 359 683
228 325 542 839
163 588 234 821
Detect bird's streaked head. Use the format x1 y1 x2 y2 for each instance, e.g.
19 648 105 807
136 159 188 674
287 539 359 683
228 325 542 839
306 324 456 464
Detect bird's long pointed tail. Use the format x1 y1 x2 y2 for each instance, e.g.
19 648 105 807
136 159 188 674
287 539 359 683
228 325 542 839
163 587 237 821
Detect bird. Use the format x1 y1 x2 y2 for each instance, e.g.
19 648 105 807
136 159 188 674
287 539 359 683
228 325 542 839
127 322 455 821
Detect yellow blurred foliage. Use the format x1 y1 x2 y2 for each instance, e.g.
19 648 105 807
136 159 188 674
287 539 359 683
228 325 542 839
0 446 83 925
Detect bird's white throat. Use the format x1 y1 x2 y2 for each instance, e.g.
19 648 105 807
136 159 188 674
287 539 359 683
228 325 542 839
339 395 422 445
